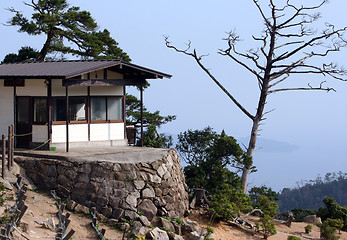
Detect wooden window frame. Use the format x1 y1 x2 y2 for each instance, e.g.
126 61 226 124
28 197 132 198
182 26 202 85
52 95 124 125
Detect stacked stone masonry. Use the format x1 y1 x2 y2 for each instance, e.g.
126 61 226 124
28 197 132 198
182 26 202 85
15 149 189 222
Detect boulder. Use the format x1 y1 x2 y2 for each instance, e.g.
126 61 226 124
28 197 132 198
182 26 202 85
138 199 157 221
147 227 169 240
304 215 322 224
160 217 175 233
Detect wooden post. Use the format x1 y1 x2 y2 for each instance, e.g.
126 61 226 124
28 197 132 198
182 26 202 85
10 125 14 167
140 86 144 147
7 126 11 171
65 86 69 152
2 135 5 178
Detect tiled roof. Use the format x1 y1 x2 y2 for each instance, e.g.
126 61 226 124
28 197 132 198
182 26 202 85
0 60 171 79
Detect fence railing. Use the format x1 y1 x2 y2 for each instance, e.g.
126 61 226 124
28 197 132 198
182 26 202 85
1 125 14 178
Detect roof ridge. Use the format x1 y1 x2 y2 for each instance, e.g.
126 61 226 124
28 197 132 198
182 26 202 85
1 59 121 65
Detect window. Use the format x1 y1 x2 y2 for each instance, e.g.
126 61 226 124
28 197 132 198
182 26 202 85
53 98 66 122
69 97 86 122
33 98 47 123
91 96 123 122
53 97 86 122
91 98 106 121
107 97 123 120
53 96 123 124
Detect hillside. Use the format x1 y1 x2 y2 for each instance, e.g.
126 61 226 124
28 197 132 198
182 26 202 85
278 172 347 211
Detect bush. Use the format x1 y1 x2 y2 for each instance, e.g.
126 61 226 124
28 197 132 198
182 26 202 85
209 184 252 221
256 215 277 239
287 236 301 240
291 208 316 222
305 224 313 234
255 195 279 217
318 218 341 240
317 197 347 231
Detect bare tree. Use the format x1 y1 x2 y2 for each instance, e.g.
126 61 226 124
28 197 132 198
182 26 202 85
165 0 347 193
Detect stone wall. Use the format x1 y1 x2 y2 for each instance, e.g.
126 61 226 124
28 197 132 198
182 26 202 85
15 148 189 222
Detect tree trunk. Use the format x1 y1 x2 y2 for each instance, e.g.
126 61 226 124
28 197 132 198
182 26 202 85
37 30 55 61
241 116 261 193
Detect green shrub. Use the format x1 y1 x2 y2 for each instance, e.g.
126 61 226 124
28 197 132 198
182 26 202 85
287 236 301 240
291 208 316 222
305 224 313 234
317 197 347 231
209 185 252 221
256 215 277 239
255 195 279 217
173 217 183 225
318 218 340 240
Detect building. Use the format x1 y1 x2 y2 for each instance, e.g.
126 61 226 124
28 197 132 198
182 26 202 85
0 60 171 151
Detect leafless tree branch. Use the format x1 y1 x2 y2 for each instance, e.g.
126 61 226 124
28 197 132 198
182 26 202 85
164 36 255 120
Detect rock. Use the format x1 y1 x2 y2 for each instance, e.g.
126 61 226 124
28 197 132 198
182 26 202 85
35 218 56 231
0 179 13 190
172 234 184 240
147 227 169 240
74 204 90 215
182 220 195 235
172 221 182 235
134 180 146 190
188 231 204 240
132 220 143 230
304 215 322 224
117 222 130 231
138 199 157 221
124 210 140 220
132 226 147 236
142 187 156 198
160 217 175 232
66 198 77 211
108 218 118 226
112 208 124 220
137 215 150 227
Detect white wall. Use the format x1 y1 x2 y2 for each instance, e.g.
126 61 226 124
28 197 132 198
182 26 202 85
52 123 124 143
0 79 14 136
16 79 46 96
90 123 124 141
52 124 89 143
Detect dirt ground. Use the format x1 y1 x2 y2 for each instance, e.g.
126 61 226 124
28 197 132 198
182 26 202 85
1 185 347 240
188 210 347 240
3 189 123 240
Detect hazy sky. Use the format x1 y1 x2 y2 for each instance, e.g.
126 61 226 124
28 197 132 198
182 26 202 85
1 0 346 191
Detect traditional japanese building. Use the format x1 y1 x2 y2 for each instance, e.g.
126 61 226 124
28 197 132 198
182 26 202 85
0 60 171 151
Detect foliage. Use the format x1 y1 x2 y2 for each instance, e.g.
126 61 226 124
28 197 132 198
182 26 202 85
278 172 347 212
254 195 279 217
287 236 301 240
140 124 173 148
126 94 176 128
290 208 316 222
2 46 40 63
317 218 341 240
166 0 347 193
126 94 175 148
249 185 279 206
317 197 347 231
173 217 183 225
209 184 252 221
177 127 253 194
7 0 130 61
256 215 277 239
305 224 313 234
